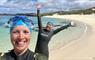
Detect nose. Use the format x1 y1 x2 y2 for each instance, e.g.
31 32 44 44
18 32 24 40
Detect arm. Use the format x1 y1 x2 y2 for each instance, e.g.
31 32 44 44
37 9 42 32
35 9 48 60
54 23 70 35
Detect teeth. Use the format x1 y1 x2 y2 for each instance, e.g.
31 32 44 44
19 41 24 44
16 41 26 47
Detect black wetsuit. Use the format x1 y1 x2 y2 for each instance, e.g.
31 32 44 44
0 15 70 60
1 49 35 60
35 16 71 58
0 49 48 60
0 15 48 60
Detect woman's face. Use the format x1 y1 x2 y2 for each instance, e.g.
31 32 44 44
46 24 53 32
11 26 31 53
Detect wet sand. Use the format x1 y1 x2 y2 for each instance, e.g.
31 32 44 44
45 14 95 60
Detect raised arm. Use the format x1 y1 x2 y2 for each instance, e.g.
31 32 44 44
35 9 48 60
53 22 71 35
37 9 42 32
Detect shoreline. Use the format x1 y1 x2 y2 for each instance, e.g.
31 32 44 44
0 15 95 60
49 18 91 51
47 14 95 60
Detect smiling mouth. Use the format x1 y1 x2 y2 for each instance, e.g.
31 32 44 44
15 41 26 47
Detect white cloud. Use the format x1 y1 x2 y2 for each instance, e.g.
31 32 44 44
0 0 95 13
0 0 7 5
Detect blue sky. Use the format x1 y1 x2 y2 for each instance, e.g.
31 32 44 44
0 0 95 13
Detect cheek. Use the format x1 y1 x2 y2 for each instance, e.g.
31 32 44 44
46 27 49 29
11 34 18 44
11 34 18 40
26 34 31 41
47 27 51 30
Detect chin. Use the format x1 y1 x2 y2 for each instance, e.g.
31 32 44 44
14 46 28 52
13 41 29 52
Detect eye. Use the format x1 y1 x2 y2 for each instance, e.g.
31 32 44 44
12 30 19 33
23 30 29 34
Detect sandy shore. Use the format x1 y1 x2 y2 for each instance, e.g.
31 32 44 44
45 14 95 60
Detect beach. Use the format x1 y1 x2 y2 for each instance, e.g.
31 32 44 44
0 16 85 53
0 15 95 60
45 14 95 60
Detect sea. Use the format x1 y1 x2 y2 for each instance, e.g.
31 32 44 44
0 16 86 52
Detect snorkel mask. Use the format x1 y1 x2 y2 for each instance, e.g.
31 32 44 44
9 16 33 32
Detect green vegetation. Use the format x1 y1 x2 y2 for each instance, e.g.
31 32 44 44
41 7 95 16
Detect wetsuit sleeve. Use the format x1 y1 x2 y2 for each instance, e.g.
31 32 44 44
37 9 42 32
53 24 70 35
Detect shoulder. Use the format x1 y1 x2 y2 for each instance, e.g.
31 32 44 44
0 52 10 57
28 49 35 55
0 52 5 57
27 49 35 59
0 50 13 59
0 52 6 60
34 53 48 60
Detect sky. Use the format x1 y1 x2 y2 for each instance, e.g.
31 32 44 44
0 0 95 13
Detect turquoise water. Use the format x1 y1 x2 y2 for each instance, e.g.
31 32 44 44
0 16 86 52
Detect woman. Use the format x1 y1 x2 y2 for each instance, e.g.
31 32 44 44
35 14 75 59
0 16 48 60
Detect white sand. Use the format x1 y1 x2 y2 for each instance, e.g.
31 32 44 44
45 14 95 60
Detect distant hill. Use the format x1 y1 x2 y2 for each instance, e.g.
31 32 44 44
57 7 95 15
41 7 95 15
0 13 36 16
0 7 95 16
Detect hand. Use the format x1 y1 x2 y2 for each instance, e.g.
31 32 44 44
69 21 76 27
